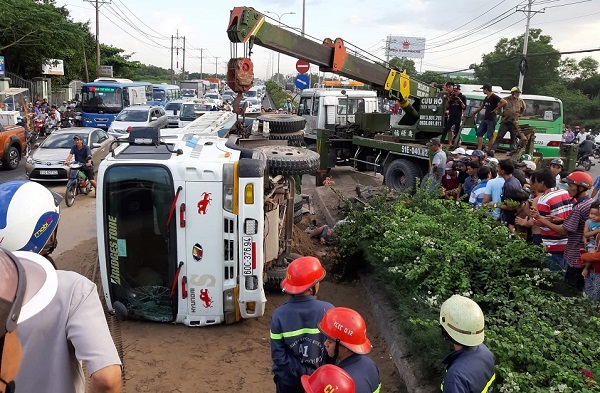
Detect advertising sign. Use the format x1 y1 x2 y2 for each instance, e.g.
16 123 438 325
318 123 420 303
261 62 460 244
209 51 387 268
387 36 426 59
97 65 114 77
41 59 65 76
0 56 5 77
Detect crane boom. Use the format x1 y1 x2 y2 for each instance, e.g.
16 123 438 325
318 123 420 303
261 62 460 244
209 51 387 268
226 6 437 101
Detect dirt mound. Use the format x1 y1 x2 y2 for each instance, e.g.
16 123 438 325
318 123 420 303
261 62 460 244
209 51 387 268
291 223 323 258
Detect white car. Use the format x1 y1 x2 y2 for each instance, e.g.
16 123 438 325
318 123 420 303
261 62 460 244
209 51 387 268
108 105 168 138
164 99 188 128
241 98 261 114
204 93 222 107
178 102 215 127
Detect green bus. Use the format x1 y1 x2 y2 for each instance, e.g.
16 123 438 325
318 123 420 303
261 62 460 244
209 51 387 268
459 88 563 158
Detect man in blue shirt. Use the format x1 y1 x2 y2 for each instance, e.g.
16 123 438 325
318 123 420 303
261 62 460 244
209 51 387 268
439 295 496 393
319 307 381 393
63 135 96 191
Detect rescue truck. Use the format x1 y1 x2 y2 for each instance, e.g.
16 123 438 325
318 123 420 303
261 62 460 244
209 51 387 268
96 111 319 326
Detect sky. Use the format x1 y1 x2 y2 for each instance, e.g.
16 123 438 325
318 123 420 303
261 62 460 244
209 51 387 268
59 0 600 84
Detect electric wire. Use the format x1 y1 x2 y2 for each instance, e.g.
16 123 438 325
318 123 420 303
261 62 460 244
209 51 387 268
103 4 169 49
113 0 171 39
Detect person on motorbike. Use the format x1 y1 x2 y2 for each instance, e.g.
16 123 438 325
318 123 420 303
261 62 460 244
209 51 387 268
63 135 97 192
47 110 60 130
59 100 68 113
578 134 595 161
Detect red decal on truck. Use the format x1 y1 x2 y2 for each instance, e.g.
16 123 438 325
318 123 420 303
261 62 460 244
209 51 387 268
252 242 256 269
199 289 214 308
197 192 212 215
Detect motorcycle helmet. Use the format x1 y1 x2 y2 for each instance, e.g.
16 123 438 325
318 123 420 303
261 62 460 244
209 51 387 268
510 86 521 94
550 158 564 168
519 154 532 162
562 171 593 190
440 295 485 347
281 256 326 295
586 134 594 141
0 181 61 255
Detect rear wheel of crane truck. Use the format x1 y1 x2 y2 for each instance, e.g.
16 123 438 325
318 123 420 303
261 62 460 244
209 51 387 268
384 158 421 193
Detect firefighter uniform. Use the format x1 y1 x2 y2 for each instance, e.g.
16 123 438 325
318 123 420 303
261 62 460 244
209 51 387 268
440 344 495 393
338 353 381 393
270 295 334 392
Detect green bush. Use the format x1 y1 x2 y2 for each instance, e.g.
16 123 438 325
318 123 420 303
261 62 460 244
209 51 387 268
265 81 293 111
333 185 600 391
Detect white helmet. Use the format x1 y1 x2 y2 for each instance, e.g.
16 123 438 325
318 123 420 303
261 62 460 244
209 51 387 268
439 295 485 346
0 181 61 254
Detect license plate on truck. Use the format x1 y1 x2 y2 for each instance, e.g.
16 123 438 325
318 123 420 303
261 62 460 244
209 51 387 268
40 170 58 175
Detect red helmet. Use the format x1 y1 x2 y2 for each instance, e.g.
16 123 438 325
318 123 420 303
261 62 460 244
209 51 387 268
301 365 355 393
562 171 593 189
281 256 325 295
318 307 372 354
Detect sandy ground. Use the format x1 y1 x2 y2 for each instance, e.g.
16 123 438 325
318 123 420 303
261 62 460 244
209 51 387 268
51 179 405 393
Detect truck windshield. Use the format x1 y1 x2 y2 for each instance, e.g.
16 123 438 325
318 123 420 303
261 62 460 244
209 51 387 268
82 86 124 114
153 89 167 101
180 104 207 119
181 89 195 97
103 165 176 322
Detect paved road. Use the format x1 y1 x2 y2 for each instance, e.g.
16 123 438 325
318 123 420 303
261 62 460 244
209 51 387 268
261 91 276 111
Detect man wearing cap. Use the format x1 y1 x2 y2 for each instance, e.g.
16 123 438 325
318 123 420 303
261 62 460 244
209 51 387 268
451 147 466 160
531 171 594 291
470 83 507 152
64 135 97 191
470 150 485 166
443 84 466 148
427 138 446 188
270 256 333 393
492 87 526 155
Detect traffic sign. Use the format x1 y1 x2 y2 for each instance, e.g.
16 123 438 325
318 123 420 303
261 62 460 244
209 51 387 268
296 59 310 74
295 74 310 90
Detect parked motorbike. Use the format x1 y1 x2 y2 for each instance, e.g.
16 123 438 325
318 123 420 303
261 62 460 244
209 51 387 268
576 152 595 171
65 159 92 207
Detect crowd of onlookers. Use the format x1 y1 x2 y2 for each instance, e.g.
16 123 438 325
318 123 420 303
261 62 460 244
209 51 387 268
427 137 600 307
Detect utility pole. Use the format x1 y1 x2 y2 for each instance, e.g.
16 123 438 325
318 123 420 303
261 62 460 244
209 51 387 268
214 57 220 78
182 36 186 83
200 49 203 80
85 0 111 77
517 0 544 91
170 35 174 84
302 0 305 37
264 11 295 86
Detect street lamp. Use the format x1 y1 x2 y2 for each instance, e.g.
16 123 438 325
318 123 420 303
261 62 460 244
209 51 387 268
263 10 295 86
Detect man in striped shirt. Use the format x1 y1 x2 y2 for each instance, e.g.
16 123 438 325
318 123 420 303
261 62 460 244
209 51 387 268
469 166 492 208
531 169 573 271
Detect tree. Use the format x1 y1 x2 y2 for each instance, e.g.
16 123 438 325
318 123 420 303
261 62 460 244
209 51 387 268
388 57 417 76
475 29 560 94
0 0 95 81
578 57 599 80
99 45 141 80
558 58 579 79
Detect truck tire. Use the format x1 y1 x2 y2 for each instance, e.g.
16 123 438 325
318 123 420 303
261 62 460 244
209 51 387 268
258 114 306 134
293 208 303 224
294 194 304 211
2 146 20 170
384 159 420 192
255 145 320 176
269 130 305 143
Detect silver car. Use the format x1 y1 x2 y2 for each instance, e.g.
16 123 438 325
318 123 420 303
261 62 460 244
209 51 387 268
164 99 189 128
108 105 168 138
25 128 113 182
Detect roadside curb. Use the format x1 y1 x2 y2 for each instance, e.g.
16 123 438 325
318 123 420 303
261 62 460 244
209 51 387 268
310 179 437 393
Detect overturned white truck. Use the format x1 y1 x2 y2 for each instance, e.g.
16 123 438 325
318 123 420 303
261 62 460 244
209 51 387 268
96 112 318 326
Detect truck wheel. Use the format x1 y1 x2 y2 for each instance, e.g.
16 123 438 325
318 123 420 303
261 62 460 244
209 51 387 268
294 194 304 211
258 114 306 133
269 130 305 143
384 159 420 192
293 208 303 224
2 146 20 170
255 145 320 176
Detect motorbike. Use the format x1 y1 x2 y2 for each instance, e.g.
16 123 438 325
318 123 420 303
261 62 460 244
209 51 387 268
576 152 595 172
34 117 47 136
65 158 93 207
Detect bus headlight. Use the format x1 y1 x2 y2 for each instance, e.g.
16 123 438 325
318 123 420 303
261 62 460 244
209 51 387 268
223 163 234 213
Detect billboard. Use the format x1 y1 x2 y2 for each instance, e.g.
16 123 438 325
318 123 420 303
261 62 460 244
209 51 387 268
387 36 426 59
41 59 64 76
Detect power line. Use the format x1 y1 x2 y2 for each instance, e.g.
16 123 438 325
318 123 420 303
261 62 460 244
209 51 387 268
113 0 170 39
104 4 169 48
98 8 168 52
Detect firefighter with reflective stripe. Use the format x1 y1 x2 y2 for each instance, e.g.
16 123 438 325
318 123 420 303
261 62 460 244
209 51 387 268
270 256 334 393
440 295 496 393
319 307 381 393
